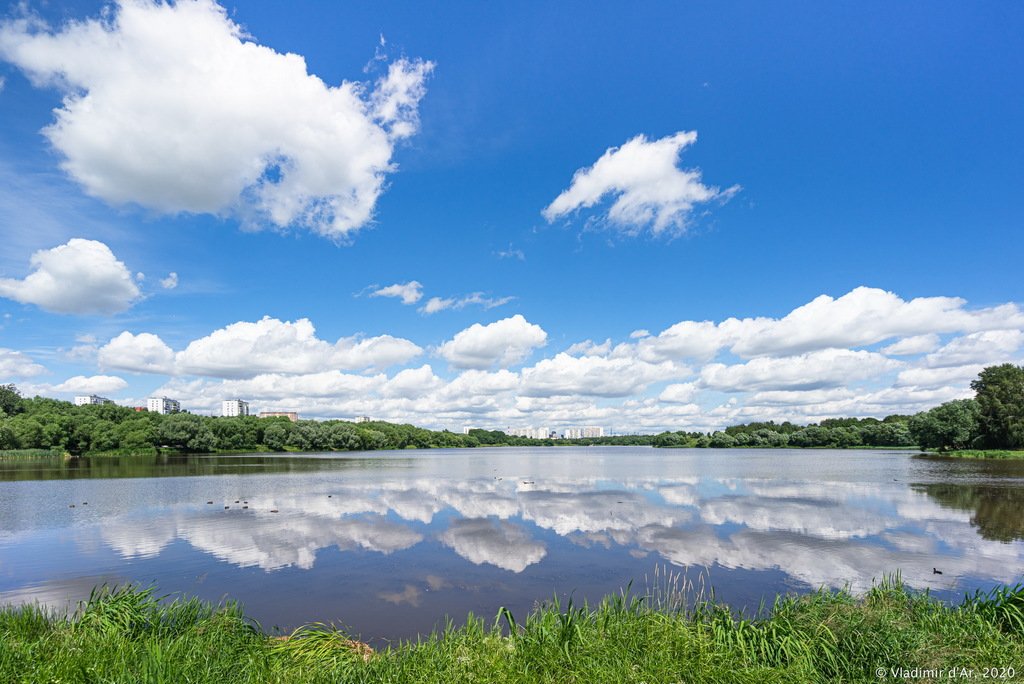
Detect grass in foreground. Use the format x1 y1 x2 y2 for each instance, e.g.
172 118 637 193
1 578 1022 683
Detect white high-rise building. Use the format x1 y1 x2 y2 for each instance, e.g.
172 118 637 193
563 426 605 439
147 397 181 414
505 426 550 440
74 395 113 406
222 399 250 417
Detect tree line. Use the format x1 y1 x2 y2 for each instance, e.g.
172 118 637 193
0 364 1020 455
654 363 1023 452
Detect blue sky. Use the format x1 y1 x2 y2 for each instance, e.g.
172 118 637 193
0 0 1021 432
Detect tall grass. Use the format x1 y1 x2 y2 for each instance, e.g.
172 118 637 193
1 577 1021 683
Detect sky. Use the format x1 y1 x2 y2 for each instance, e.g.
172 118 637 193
0 0 1021 433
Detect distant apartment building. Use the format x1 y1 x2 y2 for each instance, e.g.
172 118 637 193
563 426 605 439
147 397 181 414
74 395 113 406
259 411 299 422
221 399 250 417
506 426 551 440
462 426 480 434
354 416 373 423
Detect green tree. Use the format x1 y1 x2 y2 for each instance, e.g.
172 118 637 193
0 384 22 417
908 399 981 451
0 421 18 449
971 364 1024 449
158 413 216 452
262 422 292 451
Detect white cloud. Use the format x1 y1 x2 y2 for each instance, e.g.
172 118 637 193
370 281 423 305
636 287 1024 362
542 131 738 235
894 364 987 390
922 330 1024 369
97 317 422 378
700 349 901 392
381 365 443 399
370 58 435 140
564 339 612 357
160 272 178 290
0 239 139 314
0 0 433 238
521 353 682 398
659 382 698 403
729 287 1024 358
419 293 515 315
0 348 47 378
881 334 940 356
98 331 176 374
52 374 128 394
437 315 547 369
637 320 729 363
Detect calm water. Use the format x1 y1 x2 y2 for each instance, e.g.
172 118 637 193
1 447 1022 643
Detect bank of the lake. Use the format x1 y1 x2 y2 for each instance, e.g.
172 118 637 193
2 580 1022 684
937 450 1024 462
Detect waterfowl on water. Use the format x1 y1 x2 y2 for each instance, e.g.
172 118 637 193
933 568 943 575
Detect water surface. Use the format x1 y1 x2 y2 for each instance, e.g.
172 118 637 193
1 447 1022 642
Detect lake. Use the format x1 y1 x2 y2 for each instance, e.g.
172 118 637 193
1 447 1022 643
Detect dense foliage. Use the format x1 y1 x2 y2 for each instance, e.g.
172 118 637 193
1 579 1021 683
654 415 915 450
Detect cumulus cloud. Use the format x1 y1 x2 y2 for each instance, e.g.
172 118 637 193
0 0 433 238
521 353 683 398
0 239 139 314
659 382 698 403
15 287 1024 432
98 332 176 374
52 374 128 394
636 287 1024 362
437 315 547 369
894 364 988 390
881 334 941 356
370 281 423 305
0 348 47 378
97 317 422 378
700 349 901 393
921 330 1024 369
542 131 738 235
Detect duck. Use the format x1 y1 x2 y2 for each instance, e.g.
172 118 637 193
932 568 943 575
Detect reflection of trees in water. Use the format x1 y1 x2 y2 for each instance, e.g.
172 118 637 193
0 453 384 482
916 483 1024 542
